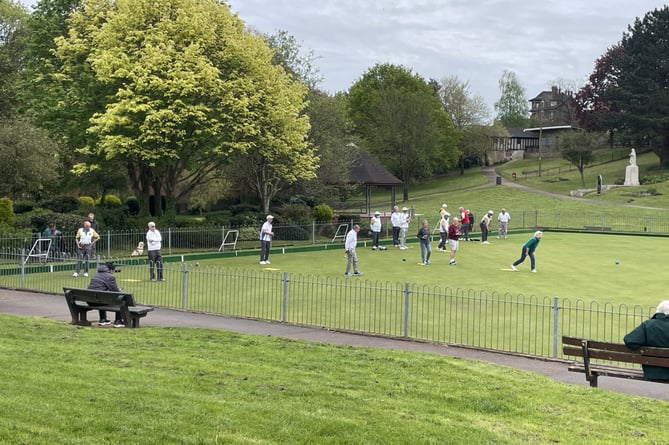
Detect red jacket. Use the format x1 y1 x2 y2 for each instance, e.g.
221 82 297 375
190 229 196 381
448 223 460 240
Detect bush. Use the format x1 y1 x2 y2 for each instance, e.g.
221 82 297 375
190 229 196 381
229 212 258 228
280 203 311 222
125 196 140 216
13 200 36 214
41 195 80 213
312 204 334 222
274 224 310 241
78 196 95 207
0 197 14 224
103 194 122 207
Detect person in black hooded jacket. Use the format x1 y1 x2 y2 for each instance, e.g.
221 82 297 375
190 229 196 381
87 263 125 327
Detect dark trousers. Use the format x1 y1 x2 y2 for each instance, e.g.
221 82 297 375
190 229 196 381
438 232 447 250
392 227 400 246
75 246 92 273
461 224 470 240
513 249 535 270
260 240 271 262
148 249 163 280
480 223 489 242
371 231 380 247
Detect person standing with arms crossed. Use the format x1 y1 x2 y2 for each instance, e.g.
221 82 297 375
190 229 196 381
370 211 382 250
497 208 510 239
74 220 99 277
259 215 274 265
399 207 410 250
390 206 401 247
146 221 164 281
511 231 543 273
344 224 362 276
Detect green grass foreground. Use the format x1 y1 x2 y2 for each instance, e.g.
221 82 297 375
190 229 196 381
2 315 667 444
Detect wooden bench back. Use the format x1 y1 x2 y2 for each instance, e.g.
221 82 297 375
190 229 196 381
63 287 137 307
563 335 669 367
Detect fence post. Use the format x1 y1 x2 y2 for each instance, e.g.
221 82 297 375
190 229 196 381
282 272 289 323
168 227 172 255
181 262 188 310
20 249 25 288
105 230 111 258
403 282 410 338
553 296 559 358
312 221 315 245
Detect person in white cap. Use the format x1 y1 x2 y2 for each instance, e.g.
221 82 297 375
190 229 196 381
437 204 450 251
146 221 163 281
480 210 494 244
259 215 274 265
370 211 382 250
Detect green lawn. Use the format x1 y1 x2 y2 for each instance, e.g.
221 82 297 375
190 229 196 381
1 315 668 445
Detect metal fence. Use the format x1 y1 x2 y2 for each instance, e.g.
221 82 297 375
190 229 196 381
2 210 669 266
1 255 654 361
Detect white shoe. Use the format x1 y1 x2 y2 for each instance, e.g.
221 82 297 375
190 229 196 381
72 272 78 278
265 261 271 265
511 265 517 271
531 269 537 273
259 261 267 265
482 241 489 244
83 272 88 277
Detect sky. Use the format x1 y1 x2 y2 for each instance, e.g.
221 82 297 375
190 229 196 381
17 0 669 116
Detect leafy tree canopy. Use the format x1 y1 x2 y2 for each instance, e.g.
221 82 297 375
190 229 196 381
494 70 529 127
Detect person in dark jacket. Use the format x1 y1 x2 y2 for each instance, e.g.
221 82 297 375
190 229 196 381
87 262 124 327
624 300 669 381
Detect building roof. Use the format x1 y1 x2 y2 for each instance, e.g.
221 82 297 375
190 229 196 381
349 151 403 186
523 125 577 132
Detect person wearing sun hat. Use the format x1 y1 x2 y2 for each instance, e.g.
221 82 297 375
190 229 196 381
370 211 382 250
259 215 274 265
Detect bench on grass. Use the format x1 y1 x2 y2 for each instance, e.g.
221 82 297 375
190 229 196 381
63 287 154 328
562 335 669 387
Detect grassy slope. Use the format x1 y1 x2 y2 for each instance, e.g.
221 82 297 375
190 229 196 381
1 315 667 445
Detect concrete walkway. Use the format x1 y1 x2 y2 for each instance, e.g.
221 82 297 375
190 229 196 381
1 287 668 401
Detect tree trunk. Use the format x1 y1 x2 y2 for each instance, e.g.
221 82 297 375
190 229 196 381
652 139 669 167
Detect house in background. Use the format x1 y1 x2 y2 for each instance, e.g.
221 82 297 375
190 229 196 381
493 86 581 161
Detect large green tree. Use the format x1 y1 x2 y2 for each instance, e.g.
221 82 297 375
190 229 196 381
348 64 458 201
560 131 597 187
595 7 669 166
0 0 28 118
28 0 312 216
437 75 491 174
494 70 529 127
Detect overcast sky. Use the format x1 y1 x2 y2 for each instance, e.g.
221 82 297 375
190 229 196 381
228 0 668 116
17 0 669 117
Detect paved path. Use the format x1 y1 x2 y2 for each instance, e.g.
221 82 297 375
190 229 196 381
2 287 668 401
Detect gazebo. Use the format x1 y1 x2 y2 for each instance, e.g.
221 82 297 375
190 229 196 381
349 151 403 215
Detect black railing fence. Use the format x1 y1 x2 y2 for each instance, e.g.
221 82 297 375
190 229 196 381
1 254 655 362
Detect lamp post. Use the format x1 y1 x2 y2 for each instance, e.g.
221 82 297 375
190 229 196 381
537 101 543 177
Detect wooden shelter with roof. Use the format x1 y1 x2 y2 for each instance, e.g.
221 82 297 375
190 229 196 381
349 151 403 215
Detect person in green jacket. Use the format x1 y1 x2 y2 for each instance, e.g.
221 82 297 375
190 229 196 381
624 300 669 381
510 231 542 272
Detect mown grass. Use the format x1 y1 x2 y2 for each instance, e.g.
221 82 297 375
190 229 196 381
1 315 668 445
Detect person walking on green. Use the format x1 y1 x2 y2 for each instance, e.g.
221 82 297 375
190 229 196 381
511 231 543 273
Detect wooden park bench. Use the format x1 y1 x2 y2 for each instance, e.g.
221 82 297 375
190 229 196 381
63 287 154 328
562 335 669 387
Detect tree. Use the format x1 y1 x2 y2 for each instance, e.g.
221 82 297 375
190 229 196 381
31 0 312 216
348 64 458 201
590 7 669 165
263 29 322 89
437 75 491 173
560 131 596 187
0 0 28 118
460 123 509 168
494 70 529 127
0 118 60 199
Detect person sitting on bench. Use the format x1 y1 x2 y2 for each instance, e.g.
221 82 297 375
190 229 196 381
624 300 669 380
87 262 125 328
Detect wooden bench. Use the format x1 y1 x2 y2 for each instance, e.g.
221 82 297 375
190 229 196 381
562 335 669 387
583 225 612 231
63 287 154 328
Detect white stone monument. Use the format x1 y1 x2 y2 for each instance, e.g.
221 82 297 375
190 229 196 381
624 148 639 186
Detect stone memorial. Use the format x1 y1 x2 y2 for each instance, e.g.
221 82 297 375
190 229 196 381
624 148 639 186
